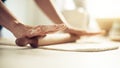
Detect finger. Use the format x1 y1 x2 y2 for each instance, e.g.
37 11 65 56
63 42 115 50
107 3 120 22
81 32 101 36
65 27 86 35
81 30 105 36
26 24 66 38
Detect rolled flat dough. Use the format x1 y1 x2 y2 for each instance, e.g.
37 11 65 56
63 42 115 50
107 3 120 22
40 42 119 52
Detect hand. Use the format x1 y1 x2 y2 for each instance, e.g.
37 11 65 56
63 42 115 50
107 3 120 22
15 24 66 48
64 25 104 38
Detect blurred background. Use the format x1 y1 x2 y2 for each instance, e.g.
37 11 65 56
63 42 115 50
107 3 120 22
1 0 120 41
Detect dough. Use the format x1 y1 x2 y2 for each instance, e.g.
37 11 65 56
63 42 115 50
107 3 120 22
40 42 119 52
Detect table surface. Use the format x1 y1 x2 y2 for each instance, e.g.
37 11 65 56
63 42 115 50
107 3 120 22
0 37 120 68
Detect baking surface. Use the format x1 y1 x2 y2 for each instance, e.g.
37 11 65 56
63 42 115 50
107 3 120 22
0 37 120 68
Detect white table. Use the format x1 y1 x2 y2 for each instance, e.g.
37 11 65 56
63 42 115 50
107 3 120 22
0 38 120 68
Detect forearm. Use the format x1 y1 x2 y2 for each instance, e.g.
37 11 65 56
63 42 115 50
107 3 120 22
34 0 69 26
0 1 31 38
0 1 24 33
